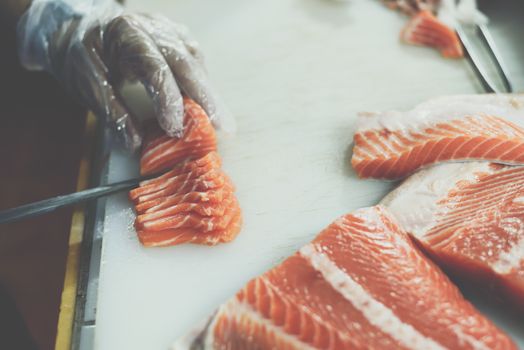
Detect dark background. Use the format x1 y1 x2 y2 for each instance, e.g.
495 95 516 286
0 19 87 350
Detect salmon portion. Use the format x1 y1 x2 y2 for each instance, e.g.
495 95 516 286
130 156 223 202
382 0 488 59
382 162 524 310
133 170 229 205
401 10 463 58
131 99 241 247
136 193 235 222
135 183 234 213
133 154 241 247
138 211 242 247
133 152 222 196
136 197 239 232
352 94 524 179
140 98 217 175
174 206 515 349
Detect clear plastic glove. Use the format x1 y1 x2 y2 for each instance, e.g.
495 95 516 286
17 0 234 152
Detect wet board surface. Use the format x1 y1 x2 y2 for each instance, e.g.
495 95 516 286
93 0 524 349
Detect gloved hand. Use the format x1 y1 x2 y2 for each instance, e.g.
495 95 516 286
17 0 233 152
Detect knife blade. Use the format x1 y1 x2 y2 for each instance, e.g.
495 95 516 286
0 173 158 225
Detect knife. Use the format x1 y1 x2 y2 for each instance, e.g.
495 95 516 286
0 173 157 225
456 23 513 94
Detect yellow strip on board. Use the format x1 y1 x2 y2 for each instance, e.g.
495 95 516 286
55 113 97 350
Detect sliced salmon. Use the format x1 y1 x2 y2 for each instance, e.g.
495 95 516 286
130 98 242 247
135 152 222 191
175 206 516 349
136 192 236 226
382 161 524 310
133 172 240 247
352 94 524 179
135 183 234 214
140 98 217 175
133 171 228 205
136 194 234 222
401 10 463 58
136 197 240 233
130 166 220 202
138 210 242 247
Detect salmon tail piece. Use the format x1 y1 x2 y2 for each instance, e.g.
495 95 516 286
401 10 464 58
173 206 516 349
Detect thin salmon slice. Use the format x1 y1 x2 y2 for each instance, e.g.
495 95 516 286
140 98 217 175
136 192 236 226
401 10 463 58
136 197 240 233
138 210 242 247
136 152 221 191
382 161 524 310
135 183 235 214
352 94 524 179
130 159 223 202
133 171 228 205
174 206 516 349
383 1 487 59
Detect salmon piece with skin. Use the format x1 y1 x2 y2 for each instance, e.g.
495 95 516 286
401 10 463 58
140 98 217 175
382 161 524 310
174 206 516 349
352 94 524 180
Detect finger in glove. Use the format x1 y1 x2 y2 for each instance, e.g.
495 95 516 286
104 14 185 138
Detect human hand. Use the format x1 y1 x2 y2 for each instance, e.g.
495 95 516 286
18 0 233 152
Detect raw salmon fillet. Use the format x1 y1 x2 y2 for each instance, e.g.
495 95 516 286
173 206 516 349
401 10 463 58
140 98 217 176
352 94 524 179
382 161 524 310
130 99 242 248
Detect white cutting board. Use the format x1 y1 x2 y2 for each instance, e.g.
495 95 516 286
94 0 524 349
